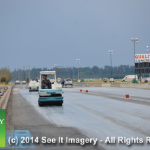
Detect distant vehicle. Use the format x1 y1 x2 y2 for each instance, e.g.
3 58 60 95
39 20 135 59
141 78 150 83
145 77 150 82
0 93 3 97
110 78 114 82
103 78 108 82
3 88 7 92
29 80 39 92
0 91 4 97
77 79 81 82
122 75 138 82
22 81 26 84
65 78 73 87
15 80 20 85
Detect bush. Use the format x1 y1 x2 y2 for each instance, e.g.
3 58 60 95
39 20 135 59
0 68 13 84
81 79 84 82
1 76 6 82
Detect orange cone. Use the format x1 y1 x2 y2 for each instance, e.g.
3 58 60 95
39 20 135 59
10 92 13 95
125 94 129 98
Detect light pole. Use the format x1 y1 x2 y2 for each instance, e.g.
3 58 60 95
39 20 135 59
54 64 57 76
147 46 150 77
76 59 80 81
147 46 149 54
131 38 138 83
108 50 113 78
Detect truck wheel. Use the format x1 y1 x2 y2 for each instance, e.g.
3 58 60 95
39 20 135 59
58 103 62 106
38 102 43 107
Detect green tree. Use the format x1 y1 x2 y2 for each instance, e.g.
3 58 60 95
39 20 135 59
0 68 13 83
1 76 6 82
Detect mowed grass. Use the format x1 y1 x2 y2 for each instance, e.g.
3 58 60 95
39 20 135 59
80 79 150 84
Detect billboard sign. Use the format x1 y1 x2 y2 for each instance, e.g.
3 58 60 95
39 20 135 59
135 54 150 63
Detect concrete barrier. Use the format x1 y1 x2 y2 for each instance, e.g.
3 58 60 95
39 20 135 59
73 83 150 89
120 83 150 89
0 86 11 109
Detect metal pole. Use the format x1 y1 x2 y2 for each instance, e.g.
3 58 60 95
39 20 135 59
101 68 102 80
23 66 25 81
78 62 79 81
61 66 62 79
73 67 74 80
111 54 112 78
110 54 111 78
29 65 30 82
58 67 59 78
26 65 27 82
18 69 19 80
80 67 82 80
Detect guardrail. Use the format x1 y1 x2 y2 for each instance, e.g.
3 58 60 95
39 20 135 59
0 86 11 109
73 83 150 89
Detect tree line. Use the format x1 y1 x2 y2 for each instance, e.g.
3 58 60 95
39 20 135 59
12 65 136 81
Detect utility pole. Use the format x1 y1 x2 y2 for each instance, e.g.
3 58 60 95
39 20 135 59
58 66 59 78
29 65 30 82
101 68 102 80
76 59 80 81
80 67 82 80
18 69 19 80
131 38 138 83
108 50 113 78
26 65 27 82
60 66 63 79
23 66 25 80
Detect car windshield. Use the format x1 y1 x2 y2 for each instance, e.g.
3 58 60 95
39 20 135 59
42 74 55 81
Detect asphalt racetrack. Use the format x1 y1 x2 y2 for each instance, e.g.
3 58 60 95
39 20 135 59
17 85 150 150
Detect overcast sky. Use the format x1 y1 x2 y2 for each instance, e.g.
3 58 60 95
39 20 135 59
0 0 150 70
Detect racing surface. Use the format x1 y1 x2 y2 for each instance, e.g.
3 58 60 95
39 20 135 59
7 85 102 150
16 85 150 150
72 87 150 98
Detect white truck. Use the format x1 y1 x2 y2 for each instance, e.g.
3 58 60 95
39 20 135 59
15 80 20 85
110 78 114 82
38 71 63 106
29 80 39 92
122 75 138 82
65 78 73 87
